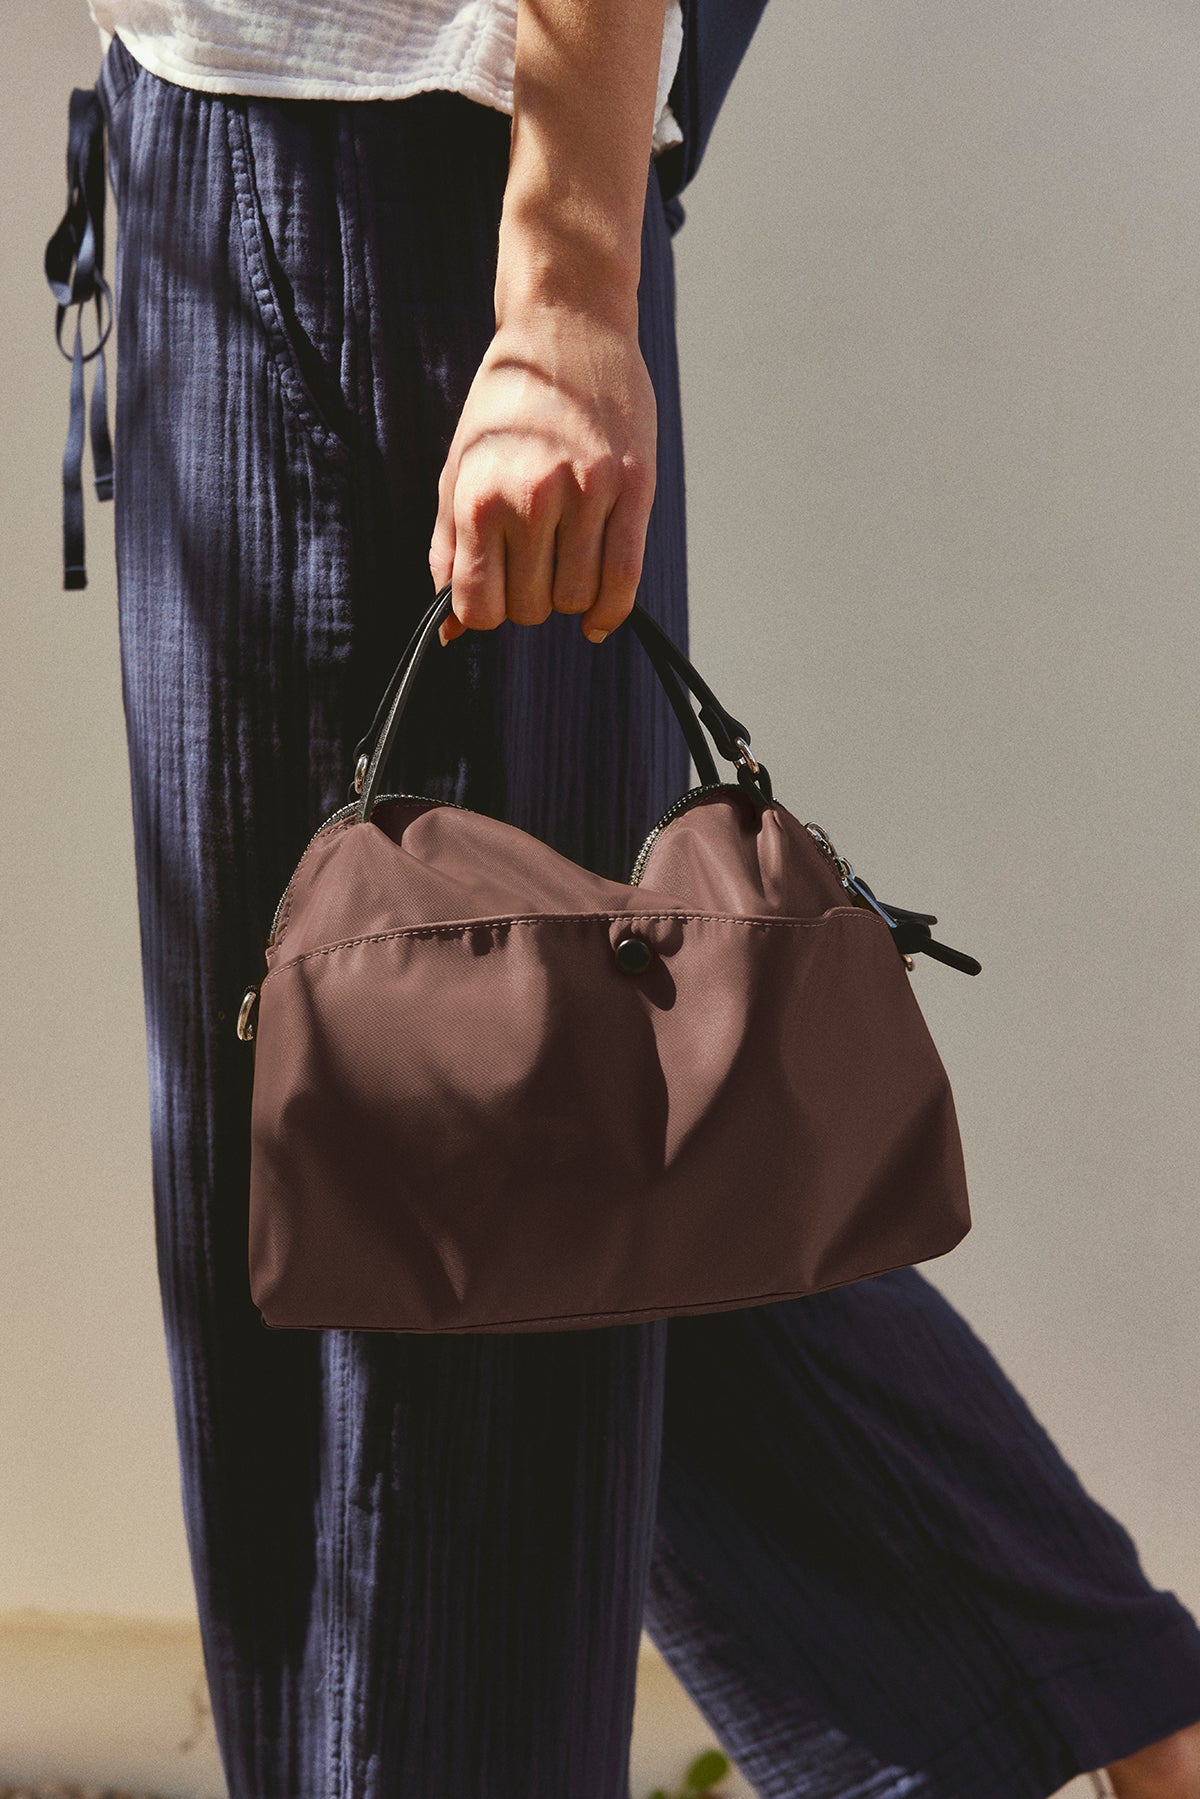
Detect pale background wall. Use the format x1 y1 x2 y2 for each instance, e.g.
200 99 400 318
1 0 1196 1792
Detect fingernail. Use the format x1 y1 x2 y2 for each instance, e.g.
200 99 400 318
585 629 608 644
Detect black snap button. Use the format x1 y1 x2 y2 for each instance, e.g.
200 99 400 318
614 934 654 974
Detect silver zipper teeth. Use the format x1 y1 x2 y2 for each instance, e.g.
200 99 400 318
273 781 737 947
267 791 472 948
803 821 853 888
628 782 734 886
629 790 857 895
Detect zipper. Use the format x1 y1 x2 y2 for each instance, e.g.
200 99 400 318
628 787 863 894
266 791 471 949
247 794 917 1040
269 779 746 954
271 793 866 947
628 782 735 886
240 794 884 1041
803 819 853 886
248 790 968 1044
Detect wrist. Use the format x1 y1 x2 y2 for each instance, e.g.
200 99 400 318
494 197 642 334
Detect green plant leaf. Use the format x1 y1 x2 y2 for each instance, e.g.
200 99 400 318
645 1789 672 1799
685 1748 731 1789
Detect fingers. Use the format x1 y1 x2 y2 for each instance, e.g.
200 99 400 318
502 464 562 626
579 475 654 643
429 440 654 647
550 474 609 620
446 458 507 636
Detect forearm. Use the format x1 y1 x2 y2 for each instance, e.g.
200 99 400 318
431 0 667 641
495 0 671 331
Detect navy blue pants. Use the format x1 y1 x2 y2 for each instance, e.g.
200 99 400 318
46 21 1200 1799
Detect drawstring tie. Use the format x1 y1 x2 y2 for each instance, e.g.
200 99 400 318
44 85 113 591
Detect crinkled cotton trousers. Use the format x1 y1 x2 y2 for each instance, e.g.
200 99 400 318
51 27 1200 1799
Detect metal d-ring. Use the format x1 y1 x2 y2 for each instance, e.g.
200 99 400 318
733 736 759 775
236 985 260 1043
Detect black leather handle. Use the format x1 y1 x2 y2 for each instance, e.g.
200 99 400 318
353 584 773 821
349 584 721 793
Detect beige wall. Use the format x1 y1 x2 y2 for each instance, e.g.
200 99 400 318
679 0 1200 1612
2 0 1197 1773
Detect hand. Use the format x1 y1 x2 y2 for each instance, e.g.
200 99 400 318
428 301 657 647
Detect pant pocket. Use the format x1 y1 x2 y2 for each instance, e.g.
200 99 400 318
96 30 148 127
224 95 355 466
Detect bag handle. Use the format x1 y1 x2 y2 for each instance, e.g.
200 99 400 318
351 583 774 821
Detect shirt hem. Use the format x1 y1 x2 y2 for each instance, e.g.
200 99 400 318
97 24 684 153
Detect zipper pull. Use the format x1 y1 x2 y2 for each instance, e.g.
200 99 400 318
804 826 982 975
848 872 982 977
914 934 982 977
867 896 939 926
841 868 902 929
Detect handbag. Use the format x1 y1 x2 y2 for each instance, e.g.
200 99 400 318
237 582 981 1334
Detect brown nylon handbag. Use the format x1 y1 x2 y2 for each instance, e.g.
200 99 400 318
237 584 980 1334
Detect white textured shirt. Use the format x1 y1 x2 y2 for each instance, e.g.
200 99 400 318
89 0 685 155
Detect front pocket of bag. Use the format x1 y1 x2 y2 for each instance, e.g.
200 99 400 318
225 98 354 465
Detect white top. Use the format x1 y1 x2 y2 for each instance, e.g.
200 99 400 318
90 0 685 155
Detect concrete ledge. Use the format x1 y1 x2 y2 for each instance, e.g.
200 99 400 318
0 1615 749 1799
0 1612 1096 1799
0 1612 222 1799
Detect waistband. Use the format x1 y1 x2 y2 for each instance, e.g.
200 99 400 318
44 79 112 591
